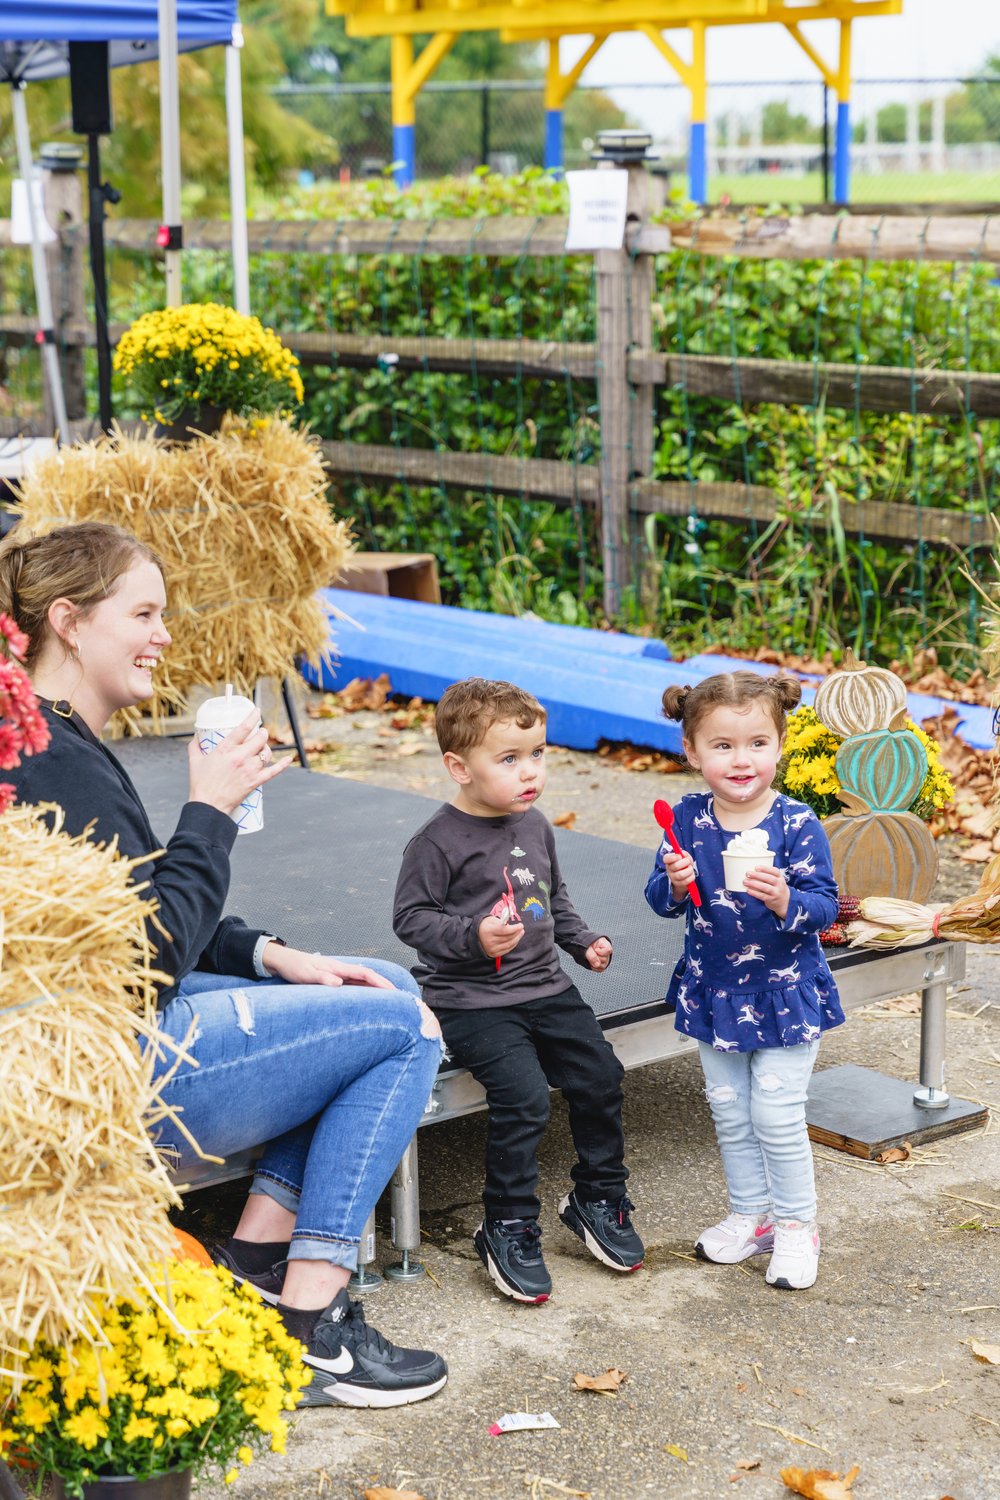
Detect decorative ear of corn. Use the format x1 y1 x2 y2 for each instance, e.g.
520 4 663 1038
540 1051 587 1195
846 853 1000 947
11 419 352 731
0 805 183 1389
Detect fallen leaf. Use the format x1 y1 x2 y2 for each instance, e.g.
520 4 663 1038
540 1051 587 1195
663 1443 688 1462
552 810 578 829
364 1488 425 1500
339 673 392 712
397 741 424 756
735 1459 762 1471
572 1367 628 1393
970 1341 1000 1365
959 840 995 863
780 1464 860 1500
876 1142 912 1164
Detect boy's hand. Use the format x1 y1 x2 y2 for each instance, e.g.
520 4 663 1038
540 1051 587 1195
479 914 525 959
743 864 790 920
586 937 613 971
662 846 696 903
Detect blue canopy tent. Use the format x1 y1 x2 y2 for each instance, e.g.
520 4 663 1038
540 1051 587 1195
1 0 246 436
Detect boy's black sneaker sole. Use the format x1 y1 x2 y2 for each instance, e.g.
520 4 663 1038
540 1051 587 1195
474 1220 552 1304
559 1191 645 1272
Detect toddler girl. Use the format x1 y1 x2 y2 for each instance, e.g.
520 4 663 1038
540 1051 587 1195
645 671 843 1290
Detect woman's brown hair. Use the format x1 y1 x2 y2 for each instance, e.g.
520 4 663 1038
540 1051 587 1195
662 670 802 744
0 521 164 669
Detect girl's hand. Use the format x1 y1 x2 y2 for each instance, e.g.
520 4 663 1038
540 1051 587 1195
586 936 613 971
478 914 525 958
187 711 293 817
743 863 790 920
262 944 396 989
662 846 696 903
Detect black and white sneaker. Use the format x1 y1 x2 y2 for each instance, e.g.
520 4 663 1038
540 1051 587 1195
211 1243 286 1306
473 1218 552 1304
559 1190 644 1272
296 1289 448 1409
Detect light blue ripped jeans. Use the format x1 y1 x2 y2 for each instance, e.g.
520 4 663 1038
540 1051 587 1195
144 958 443 1272
697 1040 820 1223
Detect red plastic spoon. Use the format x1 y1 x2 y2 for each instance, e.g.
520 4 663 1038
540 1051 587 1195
653 800 702 908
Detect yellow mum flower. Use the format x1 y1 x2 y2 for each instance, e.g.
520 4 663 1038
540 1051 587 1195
63 1407 108 1450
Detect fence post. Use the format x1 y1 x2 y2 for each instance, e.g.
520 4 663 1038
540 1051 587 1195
594 152 659 619
41 147 87 422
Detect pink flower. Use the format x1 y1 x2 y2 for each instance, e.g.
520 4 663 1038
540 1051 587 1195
0 615 29 660
0 614 49 802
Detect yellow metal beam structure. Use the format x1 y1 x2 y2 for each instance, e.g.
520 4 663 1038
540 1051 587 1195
545 34 609 110
500 1 900 42
391 30 456 123
329 0 765 40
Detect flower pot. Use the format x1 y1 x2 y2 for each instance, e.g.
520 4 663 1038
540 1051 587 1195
53 1470 192 1500
153 403 229 444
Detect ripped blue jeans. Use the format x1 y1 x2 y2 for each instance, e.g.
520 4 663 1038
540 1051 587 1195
145 959 442 1271
697 1040 820 1223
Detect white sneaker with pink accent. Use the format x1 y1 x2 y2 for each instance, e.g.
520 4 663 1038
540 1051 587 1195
695 1212 775 1264
765 1220 820 1290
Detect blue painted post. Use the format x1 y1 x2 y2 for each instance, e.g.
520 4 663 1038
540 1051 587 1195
834 100 851 203
689 119 707 204
393 124 415 188
544 108 563 176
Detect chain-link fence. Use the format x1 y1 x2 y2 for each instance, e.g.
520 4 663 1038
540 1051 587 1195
275 75 1000 203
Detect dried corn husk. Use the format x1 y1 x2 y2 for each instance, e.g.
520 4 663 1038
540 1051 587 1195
11 419 352 729
846 852 1000 948
0 804 186 1388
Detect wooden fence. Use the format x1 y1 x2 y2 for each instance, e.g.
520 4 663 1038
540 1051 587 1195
2 169 998 613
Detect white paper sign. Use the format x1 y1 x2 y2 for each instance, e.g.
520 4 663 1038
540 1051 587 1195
564 169 628 251
11 178 57 246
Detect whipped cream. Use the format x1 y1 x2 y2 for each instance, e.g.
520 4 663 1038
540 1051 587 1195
725 828 771 858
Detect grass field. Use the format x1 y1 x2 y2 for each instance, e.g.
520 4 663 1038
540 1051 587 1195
687 169 1000 205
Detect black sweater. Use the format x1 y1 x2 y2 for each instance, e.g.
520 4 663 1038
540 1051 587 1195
8 706 268 1006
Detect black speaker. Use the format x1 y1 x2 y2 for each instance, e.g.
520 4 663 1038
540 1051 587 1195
69 41 112 136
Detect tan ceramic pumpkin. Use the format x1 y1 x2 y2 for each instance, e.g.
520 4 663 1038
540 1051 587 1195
824 809 938 902
815 652 909 738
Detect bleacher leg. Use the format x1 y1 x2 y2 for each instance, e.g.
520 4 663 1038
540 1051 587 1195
347 1208 383 1293
384 1135 424 1281
913 975 950 1110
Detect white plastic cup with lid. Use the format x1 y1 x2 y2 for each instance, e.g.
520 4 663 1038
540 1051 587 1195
194 684 264 834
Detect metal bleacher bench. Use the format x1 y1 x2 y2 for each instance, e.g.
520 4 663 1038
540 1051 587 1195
118 739 966 1283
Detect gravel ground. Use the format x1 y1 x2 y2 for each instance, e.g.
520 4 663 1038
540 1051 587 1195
178 684 999 1500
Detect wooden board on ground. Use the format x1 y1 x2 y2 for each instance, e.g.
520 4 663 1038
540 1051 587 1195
807 1063 987 1158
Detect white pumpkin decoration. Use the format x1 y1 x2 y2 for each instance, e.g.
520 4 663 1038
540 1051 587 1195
814 651 909 738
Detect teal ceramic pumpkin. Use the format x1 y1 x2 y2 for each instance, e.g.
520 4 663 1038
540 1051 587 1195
835 729 928 814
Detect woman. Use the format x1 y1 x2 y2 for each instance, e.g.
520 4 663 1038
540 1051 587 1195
0 520 447 1410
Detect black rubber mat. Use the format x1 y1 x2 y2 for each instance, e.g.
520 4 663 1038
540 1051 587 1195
114 737 685 1019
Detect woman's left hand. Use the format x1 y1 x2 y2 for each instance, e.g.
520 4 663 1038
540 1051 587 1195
262 943 396 989
743 864 790 920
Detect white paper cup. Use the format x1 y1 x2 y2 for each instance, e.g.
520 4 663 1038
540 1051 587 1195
194 685 264 835
722 850 775 892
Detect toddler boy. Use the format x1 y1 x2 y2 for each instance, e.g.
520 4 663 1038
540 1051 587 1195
392 678 643 1302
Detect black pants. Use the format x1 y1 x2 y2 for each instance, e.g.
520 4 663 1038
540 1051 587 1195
437 985 628 1222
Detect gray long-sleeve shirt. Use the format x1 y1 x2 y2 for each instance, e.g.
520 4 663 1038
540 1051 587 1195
393 803 604 1009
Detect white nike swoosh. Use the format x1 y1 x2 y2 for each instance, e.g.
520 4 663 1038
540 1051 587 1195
307 1348 354 1376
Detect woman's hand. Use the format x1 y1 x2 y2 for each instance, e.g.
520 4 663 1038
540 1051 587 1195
262 943 397 989
743 863 790 920
586 936 613 971
187 711 292 817
662 846 696 903
478 914 525 959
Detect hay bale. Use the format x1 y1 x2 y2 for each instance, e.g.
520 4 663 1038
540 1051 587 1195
13 420 352 726
0 805 181 1387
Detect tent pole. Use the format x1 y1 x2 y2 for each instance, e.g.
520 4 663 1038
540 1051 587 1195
226 27 250 316
10 83 69 440
157 0 183 305
86 133 115 433
225 26 250 315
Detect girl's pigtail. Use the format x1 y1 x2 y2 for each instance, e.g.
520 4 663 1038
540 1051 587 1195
772 674 803 713
661 685 690 723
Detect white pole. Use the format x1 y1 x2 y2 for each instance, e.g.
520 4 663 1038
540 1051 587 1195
10 85 69 440
226 25 251 315
157 0 183 305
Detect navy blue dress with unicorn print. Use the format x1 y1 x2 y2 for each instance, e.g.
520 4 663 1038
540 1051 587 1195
644 793 845 1052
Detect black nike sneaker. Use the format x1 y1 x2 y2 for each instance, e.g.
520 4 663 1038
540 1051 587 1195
559 1190 644 1271
211 1242 286 1306
295 1289 448 1409
473 1217 552 1304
